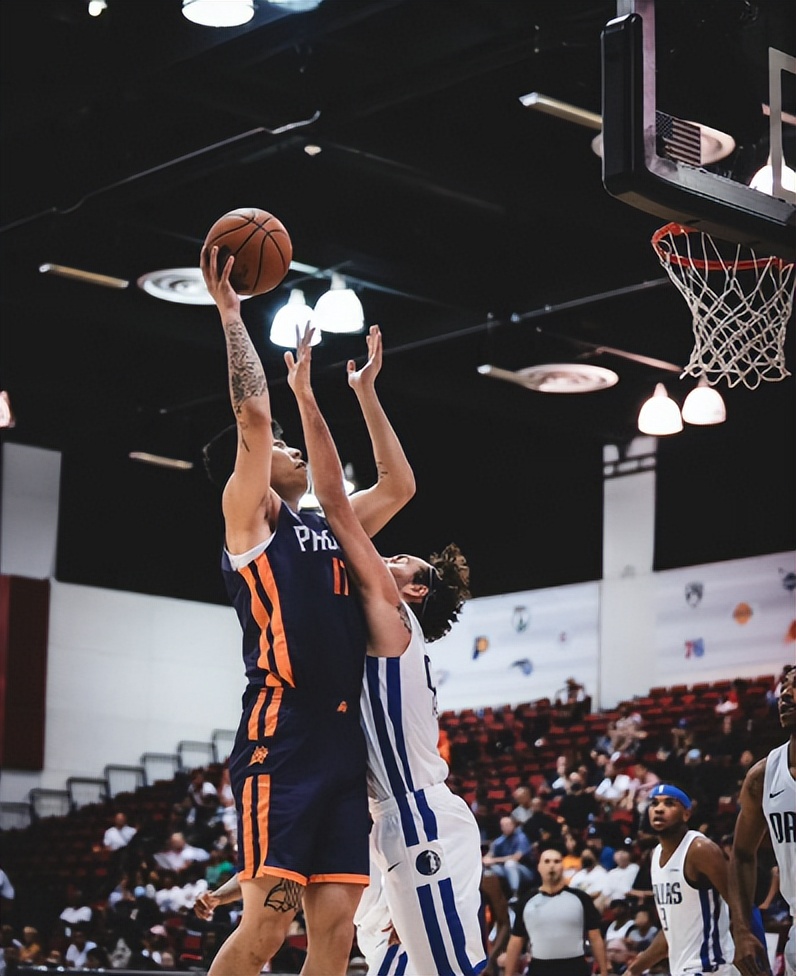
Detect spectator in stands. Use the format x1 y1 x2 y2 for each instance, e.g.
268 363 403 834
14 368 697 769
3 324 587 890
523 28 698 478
103 811 137 851
217 766 237 849
568 846 610 911
715 676 748 716
558 771 599 832
608 704 646 756
626 834 656 906
65 924 97 969
482 816 535 900
605 897 637 941
155 831 210 873
549 754 572 794
628 760 659 825
703 714 751 764
520 795 561 847
0 924 21 976
180 863 209 911
625 906 658 952
84 945 110 970
602 849 640 904
585 826 616 871
18 925 45 966
184 768 219 827
107 872 137 912
159 948 178 970
205 849 236 890
0 868 14 921
59 886 93 937
561 832 584 882
155 871 187 914
510 785 534 825
556 677 589 722
595 759 634 814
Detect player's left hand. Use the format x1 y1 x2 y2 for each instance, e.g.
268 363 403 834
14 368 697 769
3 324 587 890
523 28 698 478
284 324 315 395
733 932 773 976
347 325 382 391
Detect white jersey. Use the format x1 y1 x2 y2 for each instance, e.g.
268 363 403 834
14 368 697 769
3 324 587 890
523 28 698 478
357 608 486 974
651 830 734 975
763 741 796 916
360 606 448 802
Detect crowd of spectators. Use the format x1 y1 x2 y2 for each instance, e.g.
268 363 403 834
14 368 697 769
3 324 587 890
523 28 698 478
0 666 791 975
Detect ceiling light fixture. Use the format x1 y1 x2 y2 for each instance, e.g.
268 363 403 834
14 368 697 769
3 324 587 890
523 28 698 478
313 272 365 334
128 452 194 471
637 383 683 436
182 0 254 27
269 289 321 347
137 268 252 305
750 157 796 199
87 0 107 16
266 0 324 12
478 363 619 393
681 377 727 426
39 263 129 289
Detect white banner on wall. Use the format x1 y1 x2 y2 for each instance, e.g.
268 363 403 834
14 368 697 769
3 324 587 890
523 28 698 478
431 581 601 713
654 550 796 686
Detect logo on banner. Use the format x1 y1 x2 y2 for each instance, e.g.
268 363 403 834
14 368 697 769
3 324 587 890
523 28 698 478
780 570 796 592
473 636 490 660
685 582 704 608
733 602 753 625
510 658 534 676
685 638 705 659
512 606 530 632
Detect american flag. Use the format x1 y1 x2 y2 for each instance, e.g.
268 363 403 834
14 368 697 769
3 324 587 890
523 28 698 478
656 111 702 166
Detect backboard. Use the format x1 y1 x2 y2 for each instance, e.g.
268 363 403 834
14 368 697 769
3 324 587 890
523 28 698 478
601 0 795 261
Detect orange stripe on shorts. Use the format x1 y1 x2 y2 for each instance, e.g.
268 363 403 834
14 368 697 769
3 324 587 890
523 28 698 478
253 774 272 878
247 688 266 741
263 687 283 737
241 777 255 879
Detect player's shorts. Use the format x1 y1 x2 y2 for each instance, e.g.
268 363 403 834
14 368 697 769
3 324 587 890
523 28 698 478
367 781 487 975
785 923 795 976
228 683 370 886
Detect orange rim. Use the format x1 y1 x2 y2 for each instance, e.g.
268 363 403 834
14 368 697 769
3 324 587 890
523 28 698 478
651 222 790 272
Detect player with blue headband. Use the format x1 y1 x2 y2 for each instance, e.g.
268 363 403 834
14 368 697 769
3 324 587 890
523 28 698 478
626 782 737 976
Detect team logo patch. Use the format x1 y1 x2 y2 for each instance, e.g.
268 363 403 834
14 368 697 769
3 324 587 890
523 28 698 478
415 850 441 876
510 657 533 676
249 746 269 765
684 638 705 659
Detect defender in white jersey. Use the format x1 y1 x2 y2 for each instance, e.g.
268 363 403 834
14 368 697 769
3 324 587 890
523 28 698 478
730 664 796 976
285 328 487 975
627 784 736 976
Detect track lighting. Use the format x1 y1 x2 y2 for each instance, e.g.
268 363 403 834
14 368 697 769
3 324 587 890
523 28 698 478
637 383 683 436
313 273 364 334
269 289 321 347
681 378 727 426
182 0 254 27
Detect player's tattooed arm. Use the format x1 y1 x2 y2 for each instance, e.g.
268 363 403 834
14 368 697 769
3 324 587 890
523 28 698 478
222 318 268 452
264 879 303 913
225 319 267 417
397 603 412 633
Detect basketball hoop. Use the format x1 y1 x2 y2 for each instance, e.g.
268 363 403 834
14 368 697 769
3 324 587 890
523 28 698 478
651 223 795 389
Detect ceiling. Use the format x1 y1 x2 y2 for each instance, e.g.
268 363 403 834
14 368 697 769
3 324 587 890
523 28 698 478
1 0 794 605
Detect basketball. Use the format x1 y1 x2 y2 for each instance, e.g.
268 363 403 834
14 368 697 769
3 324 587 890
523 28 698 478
203 208 292 296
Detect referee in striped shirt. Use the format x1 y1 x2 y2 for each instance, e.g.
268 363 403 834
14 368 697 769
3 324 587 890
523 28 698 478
502 846 609 976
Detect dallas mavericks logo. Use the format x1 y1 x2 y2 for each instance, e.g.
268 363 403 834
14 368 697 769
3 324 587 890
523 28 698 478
415 850 442 876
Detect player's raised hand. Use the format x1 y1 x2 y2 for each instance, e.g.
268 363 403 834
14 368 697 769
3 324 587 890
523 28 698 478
347 324 382 391
284 324 316 396
200 244 240 314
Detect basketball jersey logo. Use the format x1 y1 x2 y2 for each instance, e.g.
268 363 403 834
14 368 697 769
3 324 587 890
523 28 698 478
415 850 442 876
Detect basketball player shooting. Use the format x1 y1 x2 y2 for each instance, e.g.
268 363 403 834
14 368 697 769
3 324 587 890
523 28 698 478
729 664 796 976
284 326 487 974
198 248 414 976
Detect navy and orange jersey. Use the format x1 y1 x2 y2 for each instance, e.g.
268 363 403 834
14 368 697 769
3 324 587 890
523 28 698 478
221 501 367 707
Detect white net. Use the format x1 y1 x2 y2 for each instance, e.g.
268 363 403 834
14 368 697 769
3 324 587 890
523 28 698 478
652 224 796 389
